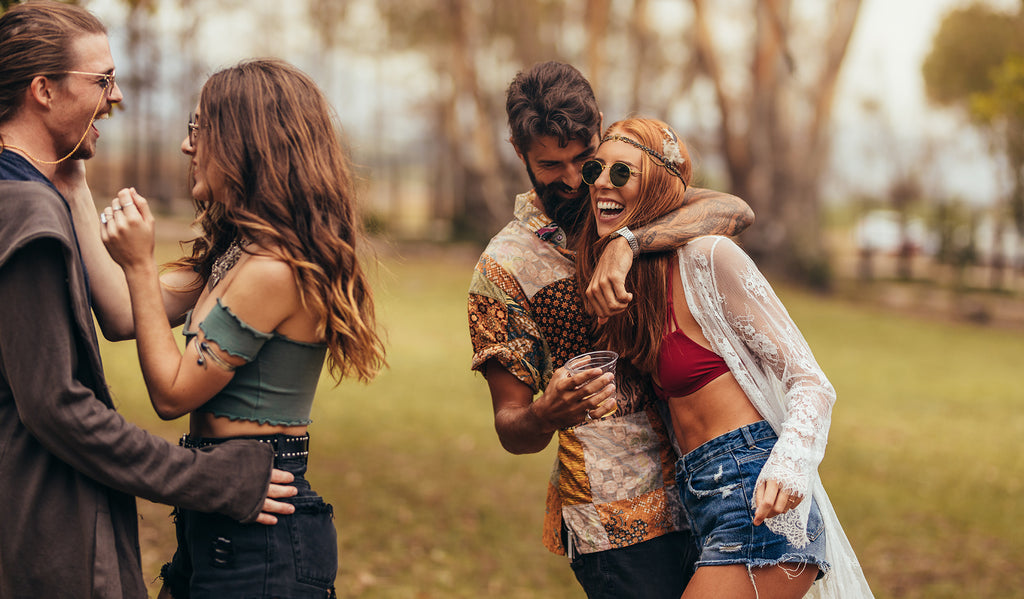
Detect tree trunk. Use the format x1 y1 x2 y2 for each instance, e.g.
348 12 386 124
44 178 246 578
584 0 612 93
445 0 509 233
691 0 862 286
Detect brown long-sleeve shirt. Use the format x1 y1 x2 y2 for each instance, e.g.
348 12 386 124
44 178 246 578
0 179 274 598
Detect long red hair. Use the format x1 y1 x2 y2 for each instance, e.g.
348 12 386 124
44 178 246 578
574 117 693 375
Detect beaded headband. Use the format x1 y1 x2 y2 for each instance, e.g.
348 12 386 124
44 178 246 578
601 128 687 189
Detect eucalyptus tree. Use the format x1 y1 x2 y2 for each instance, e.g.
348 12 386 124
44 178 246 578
924 4 1024 248
686 0 863 286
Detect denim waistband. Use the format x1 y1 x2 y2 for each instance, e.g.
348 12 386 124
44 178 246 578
180 433 310 459
680 420 775 473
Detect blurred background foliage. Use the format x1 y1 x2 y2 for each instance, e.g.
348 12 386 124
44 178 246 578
4 1 1024 596
1 0 1022 298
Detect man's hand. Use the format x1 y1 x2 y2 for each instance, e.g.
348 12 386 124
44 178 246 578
255 468 298 525
532 366 617 430
585 235 634 319
487 360 616 455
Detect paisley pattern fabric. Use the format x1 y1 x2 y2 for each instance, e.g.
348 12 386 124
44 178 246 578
677 236 873 598
468 191 685 556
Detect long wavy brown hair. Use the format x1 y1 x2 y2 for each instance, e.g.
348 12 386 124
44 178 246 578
574 117 693 376
168 58 385 383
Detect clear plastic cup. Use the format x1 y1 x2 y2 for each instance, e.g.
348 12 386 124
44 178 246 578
564 350 619 420
564 350 618 376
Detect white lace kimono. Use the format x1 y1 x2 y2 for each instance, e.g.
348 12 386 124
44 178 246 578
676 236 873 598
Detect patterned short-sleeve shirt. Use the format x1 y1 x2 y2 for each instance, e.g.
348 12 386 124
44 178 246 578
468 191 685 556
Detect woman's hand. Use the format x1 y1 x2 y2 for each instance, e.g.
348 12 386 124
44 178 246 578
585 236 635 318
100 188 155 272
753 478 803 526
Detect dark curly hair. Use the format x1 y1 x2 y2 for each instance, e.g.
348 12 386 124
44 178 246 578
505 61 601 154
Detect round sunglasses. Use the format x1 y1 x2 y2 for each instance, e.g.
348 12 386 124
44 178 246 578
581 160 641 188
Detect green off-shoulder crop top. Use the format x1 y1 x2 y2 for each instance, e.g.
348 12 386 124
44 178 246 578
183 299 327 426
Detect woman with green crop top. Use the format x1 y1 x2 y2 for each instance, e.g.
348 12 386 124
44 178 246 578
78 59 386 598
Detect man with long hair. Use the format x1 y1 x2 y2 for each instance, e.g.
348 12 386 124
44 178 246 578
0 3 293 596
467 61 754 597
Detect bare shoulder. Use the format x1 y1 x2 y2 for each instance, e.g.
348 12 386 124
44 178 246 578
218 251 301 330
233 252 297 295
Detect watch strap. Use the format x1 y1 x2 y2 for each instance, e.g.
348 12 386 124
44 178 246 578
613 226 640 259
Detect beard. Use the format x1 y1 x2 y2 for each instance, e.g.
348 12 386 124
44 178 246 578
526 161 590 241
70 143 95 161
67 122 98 161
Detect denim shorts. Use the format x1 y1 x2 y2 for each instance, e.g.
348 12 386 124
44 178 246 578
160 434 338 599
675 421 828 576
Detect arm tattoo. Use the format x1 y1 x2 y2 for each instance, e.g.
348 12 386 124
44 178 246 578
632 188 753 253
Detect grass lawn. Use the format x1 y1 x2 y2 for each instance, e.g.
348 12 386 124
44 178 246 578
97 241 1024 598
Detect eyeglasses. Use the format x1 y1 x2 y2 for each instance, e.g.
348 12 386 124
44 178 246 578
61 70 117 97
187 113 200 147
582 160 642 188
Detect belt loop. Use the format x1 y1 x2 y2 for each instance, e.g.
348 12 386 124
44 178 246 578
741 425 756 448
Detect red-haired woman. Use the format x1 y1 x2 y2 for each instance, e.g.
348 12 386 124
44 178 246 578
575 117 872 599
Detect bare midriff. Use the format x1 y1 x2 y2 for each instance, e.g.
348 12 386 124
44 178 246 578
191 412 309 439
663 372 763 455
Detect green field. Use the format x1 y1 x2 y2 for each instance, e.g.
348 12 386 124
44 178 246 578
98 242 1024 598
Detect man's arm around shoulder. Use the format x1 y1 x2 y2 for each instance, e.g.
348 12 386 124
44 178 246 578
586 187 754 318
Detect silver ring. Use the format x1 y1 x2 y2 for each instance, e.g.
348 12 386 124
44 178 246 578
112 205 123 211
122 200 133 208
100 213 108 224
584 410 594 422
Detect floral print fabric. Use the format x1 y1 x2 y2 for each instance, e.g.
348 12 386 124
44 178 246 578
468 191 685 555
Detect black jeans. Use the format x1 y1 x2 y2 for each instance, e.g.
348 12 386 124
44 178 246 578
569 530 699 599
161 435 337 599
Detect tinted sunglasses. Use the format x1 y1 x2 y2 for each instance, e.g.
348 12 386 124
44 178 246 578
581 160 641 187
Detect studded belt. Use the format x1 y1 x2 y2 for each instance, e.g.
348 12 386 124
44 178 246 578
179 433 310 458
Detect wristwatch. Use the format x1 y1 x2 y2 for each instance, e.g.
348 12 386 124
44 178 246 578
612 226 641 259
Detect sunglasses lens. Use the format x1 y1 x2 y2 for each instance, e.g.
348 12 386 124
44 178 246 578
610 163 632 187
581 160 602 186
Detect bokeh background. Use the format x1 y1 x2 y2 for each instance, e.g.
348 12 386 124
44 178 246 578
5 0 1023 597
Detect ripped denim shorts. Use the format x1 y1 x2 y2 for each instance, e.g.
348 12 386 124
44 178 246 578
674 420 828 577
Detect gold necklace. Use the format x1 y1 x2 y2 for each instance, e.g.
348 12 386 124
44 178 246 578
0 86 107 166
